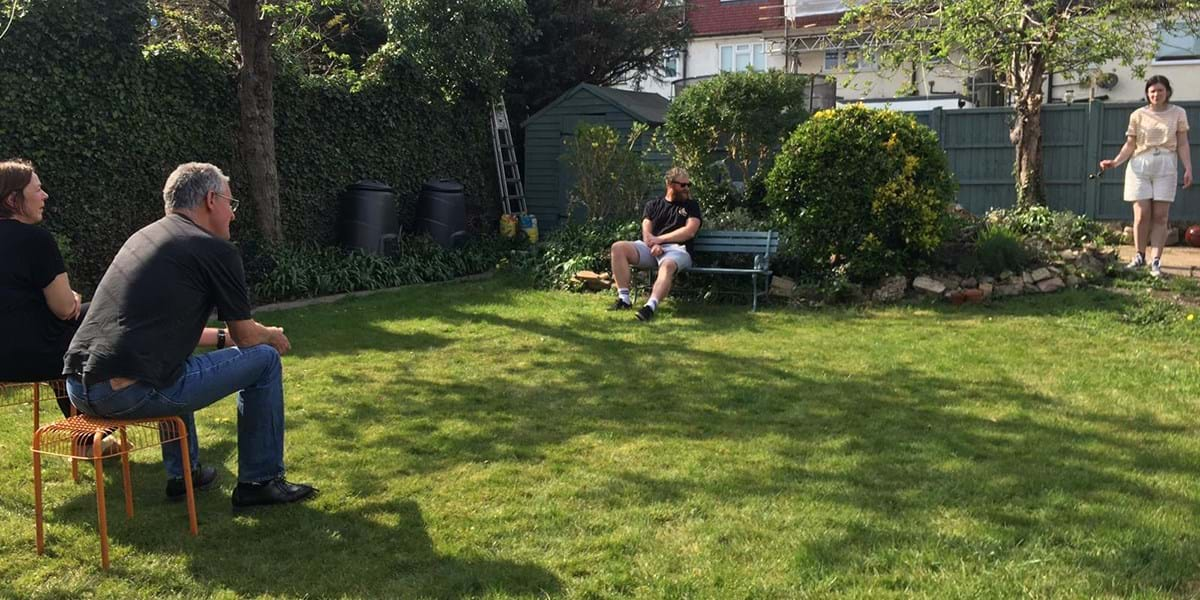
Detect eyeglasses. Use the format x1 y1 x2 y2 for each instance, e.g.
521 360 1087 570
671 180 692 188
214 192 240 213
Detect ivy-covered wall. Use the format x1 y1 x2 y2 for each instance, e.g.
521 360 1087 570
0 0 494 291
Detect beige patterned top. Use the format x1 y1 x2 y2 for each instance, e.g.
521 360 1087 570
1126 105 1189 156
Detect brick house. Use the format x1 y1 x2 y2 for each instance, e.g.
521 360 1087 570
620 0 1200 108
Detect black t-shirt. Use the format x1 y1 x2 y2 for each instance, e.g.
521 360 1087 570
0 220 74 381
643 196 703 255
64 214 253 388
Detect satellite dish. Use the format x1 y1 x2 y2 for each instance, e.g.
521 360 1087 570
1096 72 1119 90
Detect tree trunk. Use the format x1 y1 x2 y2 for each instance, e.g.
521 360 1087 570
230 0 282 242
1009 49 1047 208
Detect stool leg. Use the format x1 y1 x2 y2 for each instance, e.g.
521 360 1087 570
68 403 80 483
174 418 198 536
31 383 39 433
120 427 133 519
33 430 45 556
92 431 110 570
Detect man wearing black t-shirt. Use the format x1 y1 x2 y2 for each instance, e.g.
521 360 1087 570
64 163 316 509
608 167 703 321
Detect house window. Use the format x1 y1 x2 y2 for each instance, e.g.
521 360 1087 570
719 43 766 72
663 51 679 79
823 47 873 71
1157 29 1200 61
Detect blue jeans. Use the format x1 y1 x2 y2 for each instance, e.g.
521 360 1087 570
66 345 285 483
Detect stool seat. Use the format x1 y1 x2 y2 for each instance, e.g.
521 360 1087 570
33 414 199 570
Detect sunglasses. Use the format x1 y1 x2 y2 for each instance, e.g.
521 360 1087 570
671 180 692 188
214 192 240 213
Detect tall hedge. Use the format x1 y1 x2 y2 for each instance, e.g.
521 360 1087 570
0 0 494 292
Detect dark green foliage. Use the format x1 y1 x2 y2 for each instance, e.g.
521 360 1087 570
251 235 520 304
986 205 1116 249
765 105 957 284
702 207 773 232
270 57 492 250
974 225 1029 275
666 71 810 215
1 0 495 293
381 0 531 102
516 219 640 289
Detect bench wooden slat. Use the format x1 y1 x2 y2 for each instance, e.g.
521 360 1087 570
693 243 778 254
695 232 777 239
687 267 771 275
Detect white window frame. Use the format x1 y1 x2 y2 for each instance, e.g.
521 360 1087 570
663 50 680 79
1154 25 1200 64
718 42 766 73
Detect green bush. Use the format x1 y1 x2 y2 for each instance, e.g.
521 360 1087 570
560 123 659 222
516 220 640 289
1 0 495 293
666 71 810 215
974 224 1029 275
765 105 957 283
250 234 519 304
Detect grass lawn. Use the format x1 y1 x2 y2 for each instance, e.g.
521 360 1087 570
2 275 1200 599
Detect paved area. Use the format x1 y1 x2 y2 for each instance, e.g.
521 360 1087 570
1116 245 1200 278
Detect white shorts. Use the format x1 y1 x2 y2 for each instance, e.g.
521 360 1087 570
1124 150 1178 202
631 240 692 270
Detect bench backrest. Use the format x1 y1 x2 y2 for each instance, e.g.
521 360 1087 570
692 230 779 256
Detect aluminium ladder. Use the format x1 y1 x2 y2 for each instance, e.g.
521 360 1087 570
490 98 527 215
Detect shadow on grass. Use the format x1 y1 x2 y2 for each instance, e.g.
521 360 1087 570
46 440 560 598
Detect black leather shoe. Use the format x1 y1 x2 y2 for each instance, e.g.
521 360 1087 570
165 464 219 501
231 477 318 510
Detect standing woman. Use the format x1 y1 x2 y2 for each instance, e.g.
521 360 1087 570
1100 75 1193 277
0 159 86 417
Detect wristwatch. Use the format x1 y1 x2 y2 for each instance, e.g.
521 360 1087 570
216 329 226 349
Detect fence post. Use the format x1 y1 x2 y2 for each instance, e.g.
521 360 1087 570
929 106 944 147
1084 100 1103 219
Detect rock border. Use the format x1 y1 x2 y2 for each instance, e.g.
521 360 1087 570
769 245 1118 306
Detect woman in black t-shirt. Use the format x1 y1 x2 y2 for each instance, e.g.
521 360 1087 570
0 159 86 417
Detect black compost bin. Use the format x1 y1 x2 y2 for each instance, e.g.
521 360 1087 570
338 180 399 255
417 179 468 249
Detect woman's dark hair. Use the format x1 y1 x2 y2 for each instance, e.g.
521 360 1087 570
0 159 36 219
1145 75 1173 102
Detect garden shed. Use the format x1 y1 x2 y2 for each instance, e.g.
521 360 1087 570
522 83 670 231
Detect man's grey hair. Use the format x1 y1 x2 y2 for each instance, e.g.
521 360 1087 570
163 162 229 213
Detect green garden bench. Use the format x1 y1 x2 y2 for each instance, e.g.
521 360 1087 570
638 229 780 311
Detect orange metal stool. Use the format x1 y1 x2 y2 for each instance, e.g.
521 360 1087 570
32 414 199 569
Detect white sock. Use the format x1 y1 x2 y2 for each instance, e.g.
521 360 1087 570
618 289 631 304
646 298 659 311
